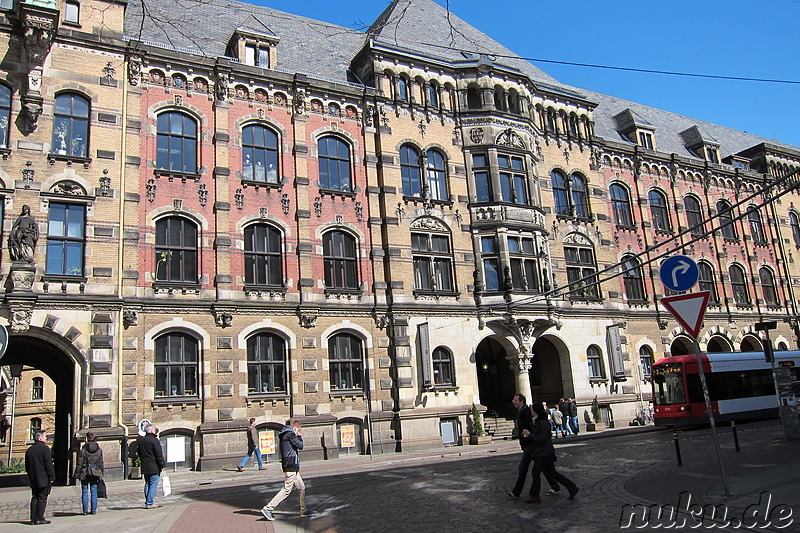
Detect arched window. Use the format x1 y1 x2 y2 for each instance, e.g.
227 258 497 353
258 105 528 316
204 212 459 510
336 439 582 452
494 86 506 111
648 190 671 232
639 346 653 379
432 347 455 387
242 125 278 183
427 83 439 108
790 212 800 246
571 173 589 219
426 150 448 201
610 183 633 227
565 235 599 299
31 377 44 401
729 264 750 305
0 84 10 148
155 216 198 283
587 345 605 379
508 90 520 114
759 266 778 306
52 93 89 157
46 202 86 276
318 136 352 192
400 145 422 197
329 333 363 391
551 170 569 216
247 333 287 394
622 255 646 301
498 154 526 205
323 230 358 290
698 262 718 304
684 195 705 236
155 332 199 397
411 229 453 292
748 206 766 244
244 224 283 287
156 111 197 173
717 200 737 240
467 86 481 109
397 76 408 101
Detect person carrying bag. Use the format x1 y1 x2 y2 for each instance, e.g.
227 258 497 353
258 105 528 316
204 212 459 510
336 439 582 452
74 432 104 515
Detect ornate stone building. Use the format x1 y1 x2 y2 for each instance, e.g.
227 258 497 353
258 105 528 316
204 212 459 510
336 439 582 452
0 0 798 481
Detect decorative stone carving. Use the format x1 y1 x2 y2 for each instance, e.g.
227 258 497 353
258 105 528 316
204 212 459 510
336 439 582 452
21 96 43 132
128 54 143 86
215 71 230 101
122 309 138 328
9 267 35 291
294 89 306 115
562 232 592 246
496 128 525 149
235 188 244 210
51 180 86 196
469 128 484 143
99 169 111 196
146 178 156 202
282 193 290 214
103 61 116 82
410 217 447 231
300 314 317 328
215 311 233 328
21 160 35 185
198 183 208 206
9 205 39 264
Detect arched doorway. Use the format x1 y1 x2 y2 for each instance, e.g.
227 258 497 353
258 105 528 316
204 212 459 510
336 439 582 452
739 335 762 352
474 337 515 415
530 336 569 404
670 336 693 356
706 336 732 353
3 332 81 484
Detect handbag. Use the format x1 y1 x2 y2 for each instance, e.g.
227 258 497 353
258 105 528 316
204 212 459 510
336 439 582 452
97 479 108 499
162 474 172 497
88 463 102 477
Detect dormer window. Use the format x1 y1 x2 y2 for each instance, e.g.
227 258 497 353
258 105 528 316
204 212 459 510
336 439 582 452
613 109 656 151
731 157 750 170
680 126 720 164
64 0 80 24
706 146 719 164
638 131 654 150
245 44 270 68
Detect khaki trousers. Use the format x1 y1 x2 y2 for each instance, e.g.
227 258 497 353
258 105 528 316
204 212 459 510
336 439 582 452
266 471 306 512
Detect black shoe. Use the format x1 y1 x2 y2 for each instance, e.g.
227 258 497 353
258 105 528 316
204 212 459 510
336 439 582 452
36 520 52 525
90 511 96 515
504 490 519 498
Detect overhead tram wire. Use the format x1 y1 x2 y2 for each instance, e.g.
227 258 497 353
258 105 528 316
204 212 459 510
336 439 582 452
481 168 800 315
418 42 800 85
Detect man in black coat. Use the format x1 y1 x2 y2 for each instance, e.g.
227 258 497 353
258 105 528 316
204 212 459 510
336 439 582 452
25 430 55 525
137 424 165 508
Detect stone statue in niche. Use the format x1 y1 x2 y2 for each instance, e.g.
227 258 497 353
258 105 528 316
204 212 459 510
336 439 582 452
8 205 39 263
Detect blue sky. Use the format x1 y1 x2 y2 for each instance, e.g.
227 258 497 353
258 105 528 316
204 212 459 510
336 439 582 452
257 0 800 148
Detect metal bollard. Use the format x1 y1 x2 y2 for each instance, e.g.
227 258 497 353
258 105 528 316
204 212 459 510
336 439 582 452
731 420 740 452
673 429 682 466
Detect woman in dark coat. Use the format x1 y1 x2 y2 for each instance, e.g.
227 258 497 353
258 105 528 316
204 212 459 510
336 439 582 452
524 402 579 503
74 432 104 514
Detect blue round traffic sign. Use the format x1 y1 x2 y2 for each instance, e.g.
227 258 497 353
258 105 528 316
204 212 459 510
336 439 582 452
660 255 699 292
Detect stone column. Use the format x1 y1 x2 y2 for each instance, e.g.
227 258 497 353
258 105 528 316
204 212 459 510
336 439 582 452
508 352 532 403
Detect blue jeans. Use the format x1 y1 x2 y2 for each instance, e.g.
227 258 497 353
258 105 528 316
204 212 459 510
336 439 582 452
238 445 263 469
81 479 98 513
144 474 160 507
569 416 579 434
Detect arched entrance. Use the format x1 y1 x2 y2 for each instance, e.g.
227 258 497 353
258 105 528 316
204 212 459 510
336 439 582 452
3 332 81 484
670 336 693 356
530 336 569 404
739 335 762 352
706 336 732 353
474 337 516 415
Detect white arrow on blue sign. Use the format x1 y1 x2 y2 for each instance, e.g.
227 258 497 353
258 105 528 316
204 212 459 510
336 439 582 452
660 255 699 293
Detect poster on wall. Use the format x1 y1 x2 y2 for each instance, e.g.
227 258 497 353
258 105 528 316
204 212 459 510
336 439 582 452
418 322 432 388
259 430 275 454
340 425 356 448
166 436 186 464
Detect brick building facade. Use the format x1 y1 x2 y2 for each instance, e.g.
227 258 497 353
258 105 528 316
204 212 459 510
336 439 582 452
0 0 798 481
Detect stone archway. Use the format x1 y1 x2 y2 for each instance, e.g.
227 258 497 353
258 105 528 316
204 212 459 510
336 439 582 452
530 336 573 404
670 336 693 356
706 335 732 353
474 337 516 416
2 331 83 484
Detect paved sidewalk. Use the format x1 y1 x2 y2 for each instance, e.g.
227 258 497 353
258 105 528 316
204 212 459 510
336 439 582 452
0 422 796 532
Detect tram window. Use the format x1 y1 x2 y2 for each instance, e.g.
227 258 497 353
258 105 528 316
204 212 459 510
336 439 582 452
652 365 686 405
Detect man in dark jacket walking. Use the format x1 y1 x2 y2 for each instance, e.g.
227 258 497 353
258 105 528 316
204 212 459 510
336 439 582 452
137 424 165 509
237 418 266 471
506 394 560 498
260 420 309 520
25 429 55 525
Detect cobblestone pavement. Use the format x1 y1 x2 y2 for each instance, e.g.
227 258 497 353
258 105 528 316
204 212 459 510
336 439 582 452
0 421 797 532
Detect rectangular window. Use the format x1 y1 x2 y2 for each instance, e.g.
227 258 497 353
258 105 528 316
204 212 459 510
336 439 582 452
258 48 270 68
46 203 86 276
638 131 653 150
0 0 13 10
244 45 256 66
412 233 453 292
508 236 539 292
64 1 79 23
565 246 598 299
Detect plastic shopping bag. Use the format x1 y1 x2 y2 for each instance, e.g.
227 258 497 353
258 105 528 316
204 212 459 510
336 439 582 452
162 474 172 497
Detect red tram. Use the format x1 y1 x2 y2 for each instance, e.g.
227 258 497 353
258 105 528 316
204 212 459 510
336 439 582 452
651 351 800 426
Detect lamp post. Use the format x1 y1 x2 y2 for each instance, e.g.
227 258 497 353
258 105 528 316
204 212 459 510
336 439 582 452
6 364 23 466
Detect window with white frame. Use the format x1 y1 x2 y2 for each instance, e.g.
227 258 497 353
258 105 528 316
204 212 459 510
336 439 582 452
329 333 363 391
587 345 605 379
45 202 86 277
64 0 80 24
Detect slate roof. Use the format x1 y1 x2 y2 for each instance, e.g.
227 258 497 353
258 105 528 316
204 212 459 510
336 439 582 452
123 0 799 159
